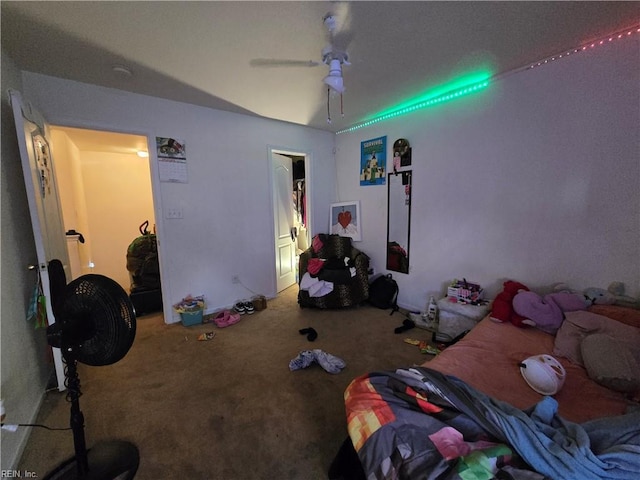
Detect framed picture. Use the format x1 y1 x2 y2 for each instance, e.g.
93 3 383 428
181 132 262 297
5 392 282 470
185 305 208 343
329 201 362 241
360 136 387 186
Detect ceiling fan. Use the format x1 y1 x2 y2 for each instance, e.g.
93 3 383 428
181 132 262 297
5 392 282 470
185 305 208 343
250 12 352 94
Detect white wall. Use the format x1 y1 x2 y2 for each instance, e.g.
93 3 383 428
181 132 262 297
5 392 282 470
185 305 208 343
0 52 53 471
78 150 155 290
50 129 92 276
51 129 156 288
22 73 336 321
336 37 640 312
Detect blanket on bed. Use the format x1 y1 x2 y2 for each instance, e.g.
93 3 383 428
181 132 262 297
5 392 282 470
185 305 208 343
345 367 640 480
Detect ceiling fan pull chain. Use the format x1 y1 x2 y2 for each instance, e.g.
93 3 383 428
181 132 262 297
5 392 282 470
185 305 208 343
327 87 332 124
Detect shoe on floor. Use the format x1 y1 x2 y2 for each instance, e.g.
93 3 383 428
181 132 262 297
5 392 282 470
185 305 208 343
244 301 255 315
213 310 228 327
234 301 246 315
213 310 241 328
224 311 241 327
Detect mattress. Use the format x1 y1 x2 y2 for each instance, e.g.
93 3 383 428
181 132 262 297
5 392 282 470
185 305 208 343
424 314 636 423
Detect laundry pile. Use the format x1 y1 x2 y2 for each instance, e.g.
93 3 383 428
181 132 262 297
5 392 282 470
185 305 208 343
289 349 346 374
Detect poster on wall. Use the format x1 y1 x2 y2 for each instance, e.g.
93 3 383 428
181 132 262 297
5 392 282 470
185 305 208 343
156 137 188 183
360 136 386 186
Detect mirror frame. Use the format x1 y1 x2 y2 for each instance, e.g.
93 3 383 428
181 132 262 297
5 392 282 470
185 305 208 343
386 170 412 274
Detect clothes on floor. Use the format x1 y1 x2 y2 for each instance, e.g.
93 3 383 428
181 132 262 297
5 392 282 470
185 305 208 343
289 349 346 374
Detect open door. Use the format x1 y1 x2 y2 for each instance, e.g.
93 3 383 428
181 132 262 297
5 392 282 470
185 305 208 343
272 153 297 292
9 89 68 390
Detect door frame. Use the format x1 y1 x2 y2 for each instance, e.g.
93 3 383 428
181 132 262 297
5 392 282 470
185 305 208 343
267 145 312 294
45 116 172 323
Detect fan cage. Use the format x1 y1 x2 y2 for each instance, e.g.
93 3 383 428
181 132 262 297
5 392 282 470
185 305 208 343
62 275 136 367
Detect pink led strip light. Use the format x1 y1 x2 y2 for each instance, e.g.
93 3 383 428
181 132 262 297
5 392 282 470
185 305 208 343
529 25 640 70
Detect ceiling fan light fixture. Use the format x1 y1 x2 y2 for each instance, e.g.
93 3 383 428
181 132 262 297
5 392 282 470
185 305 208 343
324 75 344 93
323 59 345 93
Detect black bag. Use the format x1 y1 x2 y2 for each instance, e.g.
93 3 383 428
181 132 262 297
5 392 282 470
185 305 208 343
126 220 161 291
368 274 399 315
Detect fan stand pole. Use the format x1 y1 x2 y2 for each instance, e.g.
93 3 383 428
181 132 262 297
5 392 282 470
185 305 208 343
45 274 140 480
65 354 90 475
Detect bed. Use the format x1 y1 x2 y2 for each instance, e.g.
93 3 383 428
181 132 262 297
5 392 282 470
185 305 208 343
329 304 640 480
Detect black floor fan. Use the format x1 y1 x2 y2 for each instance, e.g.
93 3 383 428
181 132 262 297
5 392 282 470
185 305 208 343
44 260 140 480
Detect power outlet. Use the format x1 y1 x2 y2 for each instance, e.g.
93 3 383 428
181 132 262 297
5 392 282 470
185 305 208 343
165 207 183 219
231 275 240 284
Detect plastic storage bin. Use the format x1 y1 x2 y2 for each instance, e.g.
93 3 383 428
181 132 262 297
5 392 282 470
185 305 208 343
180 309 203 326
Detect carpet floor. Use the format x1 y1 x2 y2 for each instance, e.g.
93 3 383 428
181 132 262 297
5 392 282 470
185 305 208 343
18 286 435 479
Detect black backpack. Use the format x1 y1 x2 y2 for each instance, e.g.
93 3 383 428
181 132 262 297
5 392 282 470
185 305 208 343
126 220 161 291
368 274 399 315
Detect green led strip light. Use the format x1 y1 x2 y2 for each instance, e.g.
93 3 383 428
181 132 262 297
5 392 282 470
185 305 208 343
336 24 639 135
336 80 490 134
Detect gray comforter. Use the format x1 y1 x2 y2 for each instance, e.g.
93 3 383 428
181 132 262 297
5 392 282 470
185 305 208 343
345 367 640 479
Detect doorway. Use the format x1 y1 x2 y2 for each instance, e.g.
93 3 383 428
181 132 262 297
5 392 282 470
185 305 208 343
271 149 309 293
50 126 159 307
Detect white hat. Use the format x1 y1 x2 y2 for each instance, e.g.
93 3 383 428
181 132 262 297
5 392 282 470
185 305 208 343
519 355 566 395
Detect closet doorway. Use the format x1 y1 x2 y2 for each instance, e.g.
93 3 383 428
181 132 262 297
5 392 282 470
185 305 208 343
271 149 309 293
50 126 159 299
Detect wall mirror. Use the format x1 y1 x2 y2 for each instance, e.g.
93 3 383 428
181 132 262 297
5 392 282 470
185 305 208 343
386 171 411 274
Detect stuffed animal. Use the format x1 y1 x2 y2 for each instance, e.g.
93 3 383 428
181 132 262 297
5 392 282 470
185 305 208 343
490 280 529 326
555 281 639 309
554 282 616 307
607 282 640 309
512 291 588 335
583 287 616 306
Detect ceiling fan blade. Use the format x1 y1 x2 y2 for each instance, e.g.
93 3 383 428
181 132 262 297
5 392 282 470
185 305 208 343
324 5 353 49
250 59 321 68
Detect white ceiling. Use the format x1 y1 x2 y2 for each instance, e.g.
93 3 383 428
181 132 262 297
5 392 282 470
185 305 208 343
2 1 639 134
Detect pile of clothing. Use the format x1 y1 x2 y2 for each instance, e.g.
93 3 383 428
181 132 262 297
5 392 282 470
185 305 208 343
299 235 357 298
